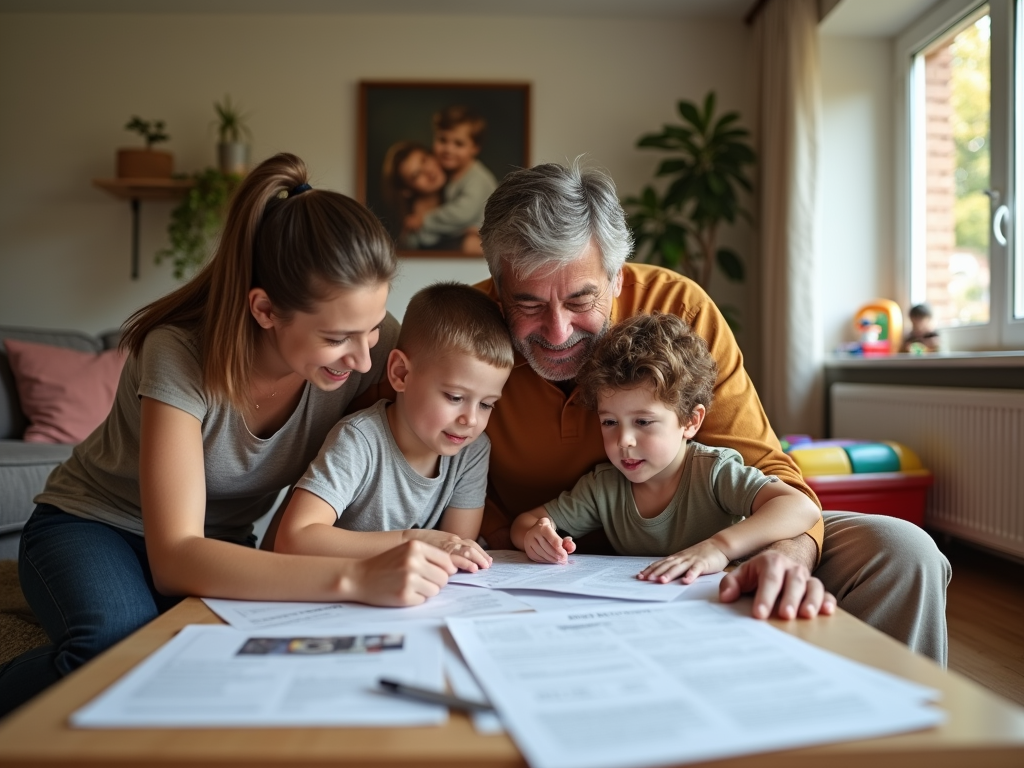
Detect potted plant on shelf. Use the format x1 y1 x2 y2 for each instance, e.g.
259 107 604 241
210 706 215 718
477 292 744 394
118 116 173 178
622 92 755 330
157 167 241 280
214 95 251 175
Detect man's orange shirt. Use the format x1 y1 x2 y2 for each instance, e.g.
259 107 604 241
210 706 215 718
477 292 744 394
476 262 824 557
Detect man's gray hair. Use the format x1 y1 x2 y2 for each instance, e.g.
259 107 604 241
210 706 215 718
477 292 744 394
480 159 634 286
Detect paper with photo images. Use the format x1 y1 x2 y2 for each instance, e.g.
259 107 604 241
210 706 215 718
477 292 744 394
72 622 447 728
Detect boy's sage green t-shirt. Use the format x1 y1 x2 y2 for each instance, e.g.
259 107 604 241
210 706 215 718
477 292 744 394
543 442 774 557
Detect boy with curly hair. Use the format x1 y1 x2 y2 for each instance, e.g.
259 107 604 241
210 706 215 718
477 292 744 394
511 313 821 584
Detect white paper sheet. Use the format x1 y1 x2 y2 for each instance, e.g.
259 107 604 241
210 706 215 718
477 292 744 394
447 601 945 768
450 550 712 601
72 623 448 728
499 571 727 613
441 630 504 735
202 584 532 631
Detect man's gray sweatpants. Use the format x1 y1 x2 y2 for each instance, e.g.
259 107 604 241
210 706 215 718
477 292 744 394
816 511 952 666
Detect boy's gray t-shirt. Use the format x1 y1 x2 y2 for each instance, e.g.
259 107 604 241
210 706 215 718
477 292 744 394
544 442 774 557
36 318 398 544
296 399 490 531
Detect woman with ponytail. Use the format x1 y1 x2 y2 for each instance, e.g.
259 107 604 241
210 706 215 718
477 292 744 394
0 153 456 715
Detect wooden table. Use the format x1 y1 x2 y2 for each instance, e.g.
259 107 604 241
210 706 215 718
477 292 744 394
0 597 1022 768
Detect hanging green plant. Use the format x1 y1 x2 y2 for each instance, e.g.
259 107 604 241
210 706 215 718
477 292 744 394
157 168 241 280
622 91 755 330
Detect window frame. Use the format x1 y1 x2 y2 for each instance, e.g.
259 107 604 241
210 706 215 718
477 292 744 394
895 0 1024 350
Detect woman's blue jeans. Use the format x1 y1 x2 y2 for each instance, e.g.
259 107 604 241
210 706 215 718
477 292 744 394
0 504 186 717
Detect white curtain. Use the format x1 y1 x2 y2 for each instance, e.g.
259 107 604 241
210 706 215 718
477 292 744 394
754 0 823 438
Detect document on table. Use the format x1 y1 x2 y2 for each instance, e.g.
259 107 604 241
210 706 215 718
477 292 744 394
72 623 447 728
449 550 716 601
203 584 532 631
504 571 726 613
442 630 504 735
447 601 945 768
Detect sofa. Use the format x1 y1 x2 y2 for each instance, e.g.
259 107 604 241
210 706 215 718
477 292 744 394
0 325 121 560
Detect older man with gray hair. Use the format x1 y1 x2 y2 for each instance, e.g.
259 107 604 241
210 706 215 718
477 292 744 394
475 160 951 664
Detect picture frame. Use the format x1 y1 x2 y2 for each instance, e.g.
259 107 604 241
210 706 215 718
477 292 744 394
357 80 531 259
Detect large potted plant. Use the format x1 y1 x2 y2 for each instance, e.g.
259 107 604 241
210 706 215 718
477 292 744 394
117 116 173 178
622 92 755 329
214 95 251 175
157 168 241 280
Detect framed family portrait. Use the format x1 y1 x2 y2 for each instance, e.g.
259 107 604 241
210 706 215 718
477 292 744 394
357 80 531 258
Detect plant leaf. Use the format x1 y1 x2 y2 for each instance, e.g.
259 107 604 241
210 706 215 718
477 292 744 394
703 91 716 126
677 100 703 131
717 247 745 281
656 158 689 176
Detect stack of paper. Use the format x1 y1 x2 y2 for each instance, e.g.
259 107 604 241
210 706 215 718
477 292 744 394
71 552 944 768
447 601 943 768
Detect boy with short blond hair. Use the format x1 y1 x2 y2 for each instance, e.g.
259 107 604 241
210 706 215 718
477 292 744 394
275 282 514 573
403 105 498 249
511 313 821 584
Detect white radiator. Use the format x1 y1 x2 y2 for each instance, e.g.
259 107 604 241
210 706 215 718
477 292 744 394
830 383 1024 559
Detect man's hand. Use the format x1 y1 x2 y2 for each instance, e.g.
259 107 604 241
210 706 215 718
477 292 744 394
523 518 576 564
719 548 837 620
638 540 729 584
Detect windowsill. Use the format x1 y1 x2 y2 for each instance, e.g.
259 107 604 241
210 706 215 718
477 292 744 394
826 351 1024 368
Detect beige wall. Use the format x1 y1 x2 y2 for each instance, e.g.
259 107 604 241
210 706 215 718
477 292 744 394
0 11 755 344
818 35 894 354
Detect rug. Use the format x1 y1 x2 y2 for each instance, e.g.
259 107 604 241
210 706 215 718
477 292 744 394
0 560 49 665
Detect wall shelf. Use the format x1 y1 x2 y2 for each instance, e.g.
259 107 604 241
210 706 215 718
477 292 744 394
93 177 194 279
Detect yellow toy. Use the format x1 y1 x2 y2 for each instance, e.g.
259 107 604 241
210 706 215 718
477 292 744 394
854 299 903 356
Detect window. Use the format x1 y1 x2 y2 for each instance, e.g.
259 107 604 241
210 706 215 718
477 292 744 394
898 0 1024 349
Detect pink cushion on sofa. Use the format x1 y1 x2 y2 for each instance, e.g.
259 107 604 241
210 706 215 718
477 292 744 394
4 338 126 444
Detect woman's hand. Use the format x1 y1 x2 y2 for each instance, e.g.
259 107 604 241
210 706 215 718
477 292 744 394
638 540 729 584
346 541 456 607
404 529 492 572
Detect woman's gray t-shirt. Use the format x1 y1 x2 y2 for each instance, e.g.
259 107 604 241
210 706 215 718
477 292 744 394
296 399 490 532
36 317 398 543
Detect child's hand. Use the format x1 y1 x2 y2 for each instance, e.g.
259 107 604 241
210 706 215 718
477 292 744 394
404 212 425 232
405 530 492 572
638 541 729 584
523 518 575 564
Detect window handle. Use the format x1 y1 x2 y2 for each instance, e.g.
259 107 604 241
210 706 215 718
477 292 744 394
993 204 1009 247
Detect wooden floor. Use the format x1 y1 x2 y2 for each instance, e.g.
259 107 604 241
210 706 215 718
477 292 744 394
939 537 1024 707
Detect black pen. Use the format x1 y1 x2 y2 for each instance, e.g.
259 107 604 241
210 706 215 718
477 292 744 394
378 678 494 713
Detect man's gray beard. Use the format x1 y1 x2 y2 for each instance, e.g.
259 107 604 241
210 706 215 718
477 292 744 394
512 319 610 382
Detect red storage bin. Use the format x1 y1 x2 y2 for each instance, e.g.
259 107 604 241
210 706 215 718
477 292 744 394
805 471 933 526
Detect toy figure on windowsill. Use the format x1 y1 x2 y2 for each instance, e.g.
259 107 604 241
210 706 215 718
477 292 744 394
900 303 940 354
